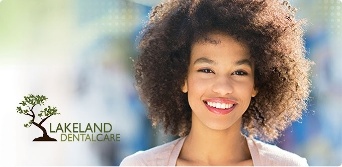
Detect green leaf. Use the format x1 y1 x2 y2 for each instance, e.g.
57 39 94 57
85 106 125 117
19 101 27 106
16 107 22 113
24 122 32 127
23 109 29 114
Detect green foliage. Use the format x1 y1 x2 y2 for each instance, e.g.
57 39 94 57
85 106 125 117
17 94 60 128
24 120 33 128
39 105 60 118
22 94 48 106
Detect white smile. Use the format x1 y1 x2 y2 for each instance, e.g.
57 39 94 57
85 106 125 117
206 101 234 109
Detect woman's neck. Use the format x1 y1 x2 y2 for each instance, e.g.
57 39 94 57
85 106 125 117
177 118 252 166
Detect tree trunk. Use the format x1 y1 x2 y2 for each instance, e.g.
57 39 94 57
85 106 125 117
32 122 48 136
32 122 57 141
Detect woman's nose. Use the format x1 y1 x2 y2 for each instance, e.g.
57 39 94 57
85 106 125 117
211 76 234 96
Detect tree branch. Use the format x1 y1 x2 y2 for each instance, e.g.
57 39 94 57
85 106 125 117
39 115 52 125
24 113 33 117
30 105 36 120
30 104 36 116
29 104 36 123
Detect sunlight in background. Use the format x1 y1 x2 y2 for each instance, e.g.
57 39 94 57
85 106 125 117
0 65 21 165
0 0 150 165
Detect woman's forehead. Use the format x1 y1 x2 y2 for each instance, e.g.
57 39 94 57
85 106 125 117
192 31 248 48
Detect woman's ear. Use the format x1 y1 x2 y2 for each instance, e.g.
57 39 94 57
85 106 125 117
252 87 258 97
181 80 188 93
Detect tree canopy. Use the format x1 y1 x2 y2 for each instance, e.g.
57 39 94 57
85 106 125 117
16 94 60 127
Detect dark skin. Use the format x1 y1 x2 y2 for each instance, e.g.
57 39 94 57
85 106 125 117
176 33 256 166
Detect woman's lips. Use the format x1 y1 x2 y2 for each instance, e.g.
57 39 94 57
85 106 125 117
203 98 237 115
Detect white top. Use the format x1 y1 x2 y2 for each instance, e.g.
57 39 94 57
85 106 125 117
120 136 308 166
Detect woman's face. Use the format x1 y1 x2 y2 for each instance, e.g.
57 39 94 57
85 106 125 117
182 32 258 131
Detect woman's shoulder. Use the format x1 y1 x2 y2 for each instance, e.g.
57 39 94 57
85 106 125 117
120 137 185 166
248 138 309 166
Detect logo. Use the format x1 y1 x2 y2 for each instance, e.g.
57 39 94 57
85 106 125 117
49 122 120 142
16 94 59 141
17 94 121 142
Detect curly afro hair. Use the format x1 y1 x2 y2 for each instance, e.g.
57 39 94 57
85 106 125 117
134 0 312 142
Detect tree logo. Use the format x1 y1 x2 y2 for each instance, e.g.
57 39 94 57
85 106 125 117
16 94 60 141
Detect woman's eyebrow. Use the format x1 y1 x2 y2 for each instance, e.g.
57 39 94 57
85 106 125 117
194 57 252 67
236 58 252 67
193 57 216 65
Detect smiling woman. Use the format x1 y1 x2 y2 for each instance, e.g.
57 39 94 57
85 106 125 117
182 33 257 132
120 0 312 166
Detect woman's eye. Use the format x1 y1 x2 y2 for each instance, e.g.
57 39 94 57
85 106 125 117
233 70 248 75
198 69 214 74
